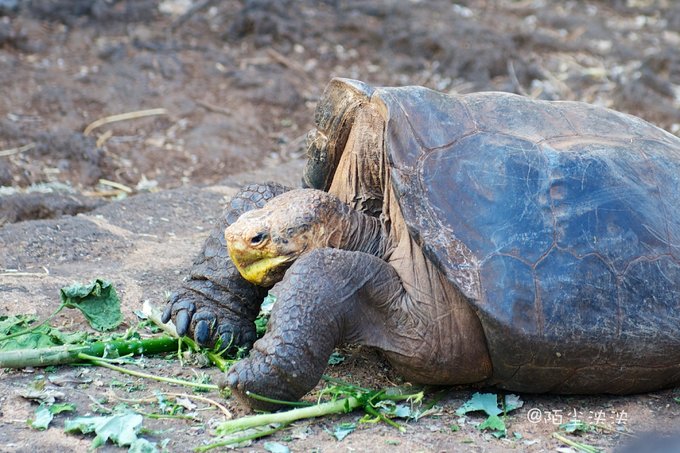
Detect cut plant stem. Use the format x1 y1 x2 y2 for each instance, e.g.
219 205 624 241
216 388 421 436
217 396 361 435
552 432 602 453
77 353 220 392
196 424 289 452
109 390 232 418
0 335 180 368
246 391 313 407
363 404 405 432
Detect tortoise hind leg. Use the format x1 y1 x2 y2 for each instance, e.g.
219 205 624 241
161 183 289 351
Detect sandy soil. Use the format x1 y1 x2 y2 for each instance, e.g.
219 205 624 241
1 1 680 452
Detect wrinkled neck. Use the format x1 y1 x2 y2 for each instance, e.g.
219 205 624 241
329 202 385 257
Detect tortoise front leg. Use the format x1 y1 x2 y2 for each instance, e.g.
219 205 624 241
161 183 289 350
225 248 423 410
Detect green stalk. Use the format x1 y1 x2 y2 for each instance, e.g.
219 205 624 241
206 352 231 372
363 404 405 432
196 424 289 452
216 396 361 435
0 336 180 368
552 432 601 453
0 304 65 341
77 353 219 391
246 391 314 407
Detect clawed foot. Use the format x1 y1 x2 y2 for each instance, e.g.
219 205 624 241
162 288 257 352
224 345 317 411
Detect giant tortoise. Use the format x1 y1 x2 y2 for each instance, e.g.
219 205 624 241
163 78 680 408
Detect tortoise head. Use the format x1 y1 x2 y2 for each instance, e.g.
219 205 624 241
225 189 347 287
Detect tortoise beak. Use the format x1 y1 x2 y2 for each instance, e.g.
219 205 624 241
226 233 290 287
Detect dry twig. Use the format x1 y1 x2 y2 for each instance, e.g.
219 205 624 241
83 109 168 136
0 143 35 157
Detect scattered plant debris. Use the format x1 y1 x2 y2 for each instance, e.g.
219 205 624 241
455 392 523 437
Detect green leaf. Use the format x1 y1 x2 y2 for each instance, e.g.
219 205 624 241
60 279 122 331
1 330 57 351
264 441 290 453
0 314 89 352
29 402 76 430
332 422 356 441
64 413 143 448
255 293 277 337
260 293 276 314
327 352 345 365
559 419 591 434
129 438 158 453
374 400 413 419
450 424 460 432
456 393 520 437
503 394 524 413
49 403 76 415
49 329 88 345
673 397 680 404
0 315 36 335
0 316 53 351
0 327 86 351
29 405 54 430
478 414 506 435
455 393 502 417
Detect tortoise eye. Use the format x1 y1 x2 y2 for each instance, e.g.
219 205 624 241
250 232 268 245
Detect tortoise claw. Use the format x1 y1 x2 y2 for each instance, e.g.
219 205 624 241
161 303 173 324
194 319 211 345
175 309 191 336
216 322 256 352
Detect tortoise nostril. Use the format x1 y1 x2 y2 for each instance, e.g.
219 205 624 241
250 232 268 245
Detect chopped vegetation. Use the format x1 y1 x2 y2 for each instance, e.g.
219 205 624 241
198 381 425 450
64 412 152 450
0 279 121 346
29 403 76 430
254 293 277 337
455 392 523 437
0 280 534 451
560 419 597 434
552 432 602 453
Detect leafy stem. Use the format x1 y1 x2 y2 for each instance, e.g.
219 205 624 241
0 304 65 341
77 353 221 392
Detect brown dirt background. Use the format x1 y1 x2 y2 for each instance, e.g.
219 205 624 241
1 0 680 451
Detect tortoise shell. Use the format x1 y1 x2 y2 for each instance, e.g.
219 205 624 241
364 82 680 393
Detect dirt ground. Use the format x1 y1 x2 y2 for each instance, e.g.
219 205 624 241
1 0 680 451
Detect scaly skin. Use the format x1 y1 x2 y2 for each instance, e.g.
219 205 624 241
226 248 410 411
161 183 289 350
223 190 493 411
